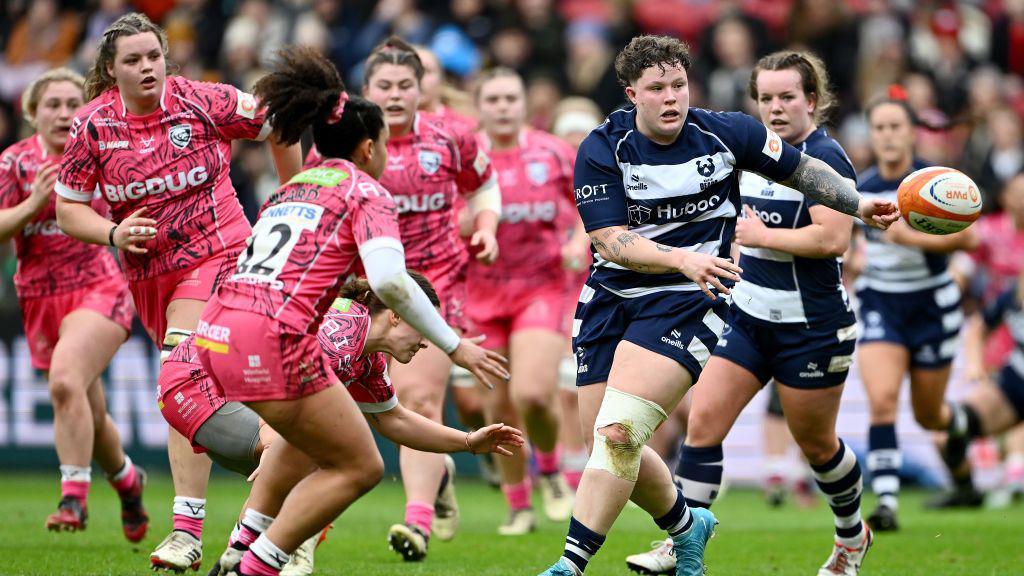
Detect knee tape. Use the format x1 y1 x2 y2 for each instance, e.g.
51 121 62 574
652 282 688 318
586 387 667 481
161 328 194 361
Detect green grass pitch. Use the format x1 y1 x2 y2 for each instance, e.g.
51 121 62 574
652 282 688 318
2 472 1021 575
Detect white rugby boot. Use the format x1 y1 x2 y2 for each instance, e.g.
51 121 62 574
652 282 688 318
432 455 459 541
818 523 873 576
280 534 319 576
625 538 674 575
497 508 537 536
538 473 574 521
150 530 202 572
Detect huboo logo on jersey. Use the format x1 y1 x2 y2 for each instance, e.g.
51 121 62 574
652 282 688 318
747 205 783 225
103 166 209 202
762 127 783 161
168 124 192 149
654 193 723 220
419 150 442 175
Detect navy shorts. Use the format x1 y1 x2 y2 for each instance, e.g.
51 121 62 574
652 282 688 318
856 282 962 369
571 281 729 386
998 365 1024 422
713 306 858 389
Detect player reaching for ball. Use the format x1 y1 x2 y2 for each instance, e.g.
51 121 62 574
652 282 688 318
191 45 509 576
627 50 873 576
853 93 978 531
158 275 523 576
360 36 502 559
0 69 145 542
537 35 897 576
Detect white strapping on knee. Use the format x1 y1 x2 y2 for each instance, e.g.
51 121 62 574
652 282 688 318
161 328 194 361
586 387 667 481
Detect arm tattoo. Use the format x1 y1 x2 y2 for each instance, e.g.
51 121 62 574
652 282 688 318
779 155 860 216
655 243 673 253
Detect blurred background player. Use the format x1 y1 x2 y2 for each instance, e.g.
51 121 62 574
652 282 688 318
360 36 502 557
160 274 523 576
0 68 145 541
539 35 897 576
192 45 510 576
52 12 302 570
854 93 979 531
628 50 871 576
468 67 587 534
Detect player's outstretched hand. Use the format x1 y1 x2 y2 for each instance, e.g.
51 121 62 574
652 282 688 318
467 423 525 456
677 251 742 301
857 196 899 230
113 207 158 254
29 162 58 207
449 335 509 390
471 229 499 264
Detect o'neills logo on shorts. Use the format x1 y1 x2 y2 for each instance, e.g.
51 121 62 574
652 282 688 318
195 320 230 354
103 166 209 202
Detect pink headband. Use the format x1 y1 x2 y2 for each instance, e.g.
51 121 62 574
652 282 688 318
326 91 349 124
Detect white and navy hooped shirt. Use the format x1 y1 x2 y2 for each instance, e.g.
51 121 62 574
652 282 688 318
574 107 802 297
856 159 951 293
732 128 856 327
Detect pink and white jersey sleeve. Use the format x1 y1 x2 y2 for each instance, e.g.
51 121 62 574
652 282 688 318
0 135 122 298
56 77 267 281
380 113 495 272
317 298 396 413
468 129 575 290
214 159 402 333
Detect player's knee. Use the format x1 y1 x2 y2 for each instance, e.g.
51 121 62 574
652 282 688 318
355 452 385 494
684 407 723 447
48 370 86 407
912 405 946 431
512 388 554 416
586 388 666 482
795 435 839 466
403 394 443 421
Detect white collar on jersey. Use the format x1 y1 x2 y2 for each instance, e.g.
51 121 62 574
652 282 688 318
35 134 48 159
118 81 168 117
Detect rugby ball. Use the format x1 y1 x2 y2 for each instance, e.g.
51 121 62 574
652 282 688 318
896 166 982 235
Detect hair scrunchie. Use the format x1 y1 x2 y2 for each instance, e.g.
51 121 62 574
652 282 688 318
326 91 349 124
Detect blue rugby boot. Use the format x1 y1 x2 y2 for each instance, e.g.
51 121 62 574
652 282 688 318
671 508 717 576
538 558 579 576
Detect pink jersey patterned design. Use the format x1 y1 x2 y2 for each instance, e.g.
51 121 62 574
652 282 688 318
56 76 268 281
0 135 122 298
434 106 478 136
213 159 402 334
159 333 226 443
468 129 576 290
380 112 495 272
971 213 1024 302
317 298 396 412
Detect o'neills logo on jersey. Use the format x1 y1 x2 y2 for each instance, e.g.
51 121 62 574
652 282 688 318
504 201 556 224
103 166 209 203
393 192 445 213
23 220 63 237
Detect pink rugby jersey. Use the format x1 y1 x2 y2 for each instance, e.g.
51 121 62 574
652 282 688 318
380 112 495 272
213 159 402 334
0 135 122 298
55 76 269 281
469 129 576 289
317 298 397 412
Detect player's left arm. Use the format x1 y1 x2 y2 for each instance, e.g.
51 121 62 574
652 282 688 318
365 405 524 455
735 204 852 259
458 133 501 264
882 218 978 253
777 154 897 230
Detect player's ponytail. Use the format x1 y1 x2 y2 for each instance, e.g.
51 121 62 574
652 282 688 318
85 13 169 101
254 46 384 161
339 271 440 315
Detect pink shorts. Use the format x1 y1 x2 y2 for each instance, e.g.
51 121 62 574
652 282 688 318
195 300 339 402
158 355 225 449
466 282 570 351
422 260 467 333
20 275 133 370
129 244 244 345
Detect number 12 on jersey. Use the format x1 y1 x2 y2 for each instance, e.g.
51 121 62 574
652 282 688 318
233 202 324 284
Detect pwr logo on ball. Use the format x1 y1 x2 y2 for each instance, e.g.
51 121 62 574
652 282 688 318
896 166 982 235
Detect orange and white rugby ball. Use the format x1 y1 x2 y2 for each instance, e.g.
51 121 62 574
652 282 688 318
897 166 982 235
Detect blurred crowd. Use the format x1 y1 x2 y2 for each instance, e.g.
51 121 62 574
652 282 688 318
0 0 1022 307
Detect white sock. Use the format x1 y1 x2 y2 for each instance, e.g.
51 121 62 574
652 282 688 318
173 496 207 519
60 465 92 483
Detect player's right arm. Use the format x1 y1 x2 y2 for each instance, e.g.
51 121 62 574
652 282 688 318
574 133 741 299
364 405 524 455
0 152 51 243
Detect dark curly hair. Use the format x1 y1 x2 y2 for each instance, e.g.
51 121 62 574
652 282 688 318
614 35 692 88
253 46 384 160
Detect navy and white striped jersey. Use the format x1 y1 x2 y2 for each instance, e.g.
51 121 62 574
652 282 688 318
984 282 1024 379
574 107 801 297
732 128 856 327
856 159 951 293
